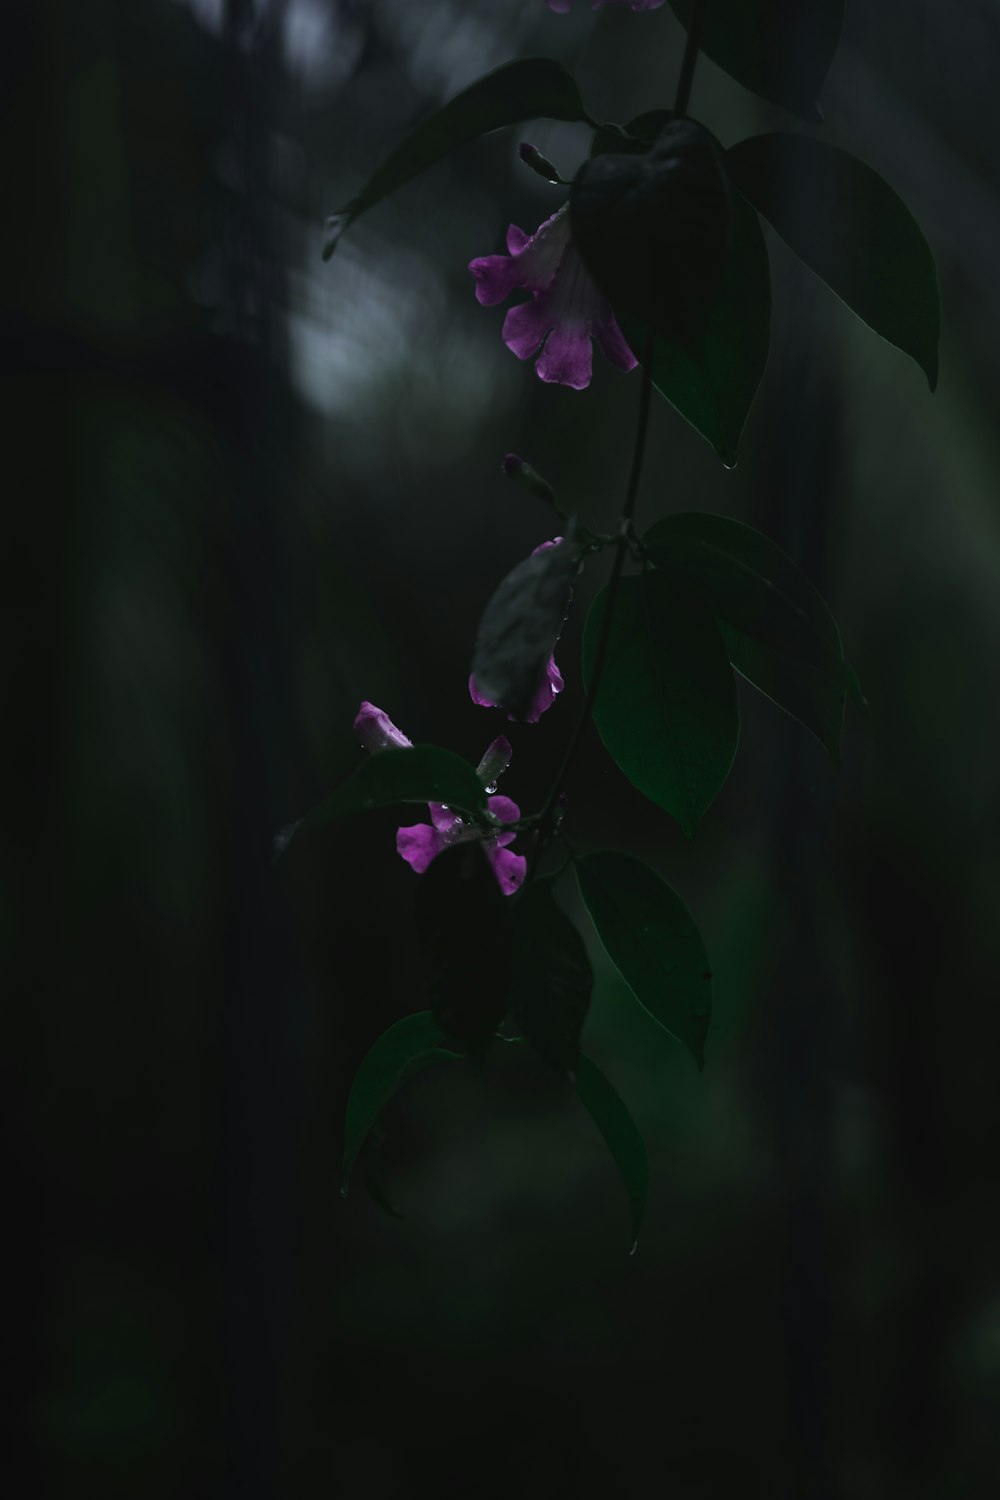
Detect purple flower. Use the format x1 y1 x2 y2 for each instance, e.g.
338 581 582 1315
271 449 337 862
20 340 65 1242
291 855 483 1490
546 0 665 13
469 205 637 390
352 703 526 895
468 539 567 722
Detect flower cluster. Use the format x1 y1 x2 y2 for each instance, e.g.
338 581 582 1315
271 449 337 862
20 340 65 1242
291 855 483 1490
469 205 637 390
354 702 527 895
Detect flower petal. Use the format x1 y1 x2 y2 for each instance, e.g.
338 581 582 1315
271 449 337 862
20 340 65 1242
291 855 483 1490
428 802 464 835
593 313 639 372
354 701 412 752
486 846 527 896
469 253 524 307
502 297 554 361
535 321 594 390
523 655 565 723
396 822 445 874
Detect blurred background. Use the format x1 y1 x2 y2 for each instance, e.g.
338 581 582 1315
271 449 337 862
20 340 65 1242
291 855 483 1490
7 0 1000 1494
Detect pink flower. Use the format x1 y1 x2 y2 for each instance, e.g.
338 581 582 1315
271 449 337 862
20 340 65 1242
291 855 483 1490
352 703 525 895
469 205 637 390
468 539 567 722
546 0 665 13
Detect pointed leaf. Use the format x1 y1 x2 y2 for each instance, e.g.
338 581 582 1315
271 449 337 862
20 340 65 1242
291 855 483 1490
583 572 739 837
572 119 735 353
575 1052 650 1254
471 534 576 720
576 850 712 1070
323 59 591 258
727 133 939 389
718 621 845 760
618 189 770 466
416 843 514 1057
359 1047 464 1217
643 511 844 673
668 0 844 121
341 1012 452 1194
275 745 487 858
511 880 593 1075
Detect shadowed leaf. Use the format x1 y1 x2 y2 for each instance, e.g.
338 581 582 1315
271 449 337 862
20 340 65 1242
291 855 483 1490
511 880 593 1075
275 746 487 858
323 59 591 257
727 132 939 388
583 573 739 837
575 1052 650 1253
577 850 712 1070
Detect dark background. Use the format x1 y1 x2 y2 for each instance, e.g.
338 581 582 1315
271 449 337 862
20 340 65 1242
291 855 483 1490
7 1 999 1495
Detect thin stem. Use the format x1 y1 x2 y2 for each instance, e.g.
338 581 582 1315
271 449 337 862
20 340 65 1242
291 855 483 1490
524 334 656 885
673 0 708 117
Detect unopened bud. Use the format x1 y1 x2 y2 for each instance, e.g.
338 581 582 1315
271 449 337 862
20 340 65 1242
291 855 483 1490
518 142 562 184
501 453 556 504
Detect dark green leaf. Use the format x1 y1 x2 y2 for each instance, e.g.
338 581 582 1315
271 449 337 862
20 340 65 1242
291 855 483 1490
583 573 739 837
668 0 843 121
718 622 845 760
726 133 940 389
572 119 734 352
360 1047 463 1218
274 745 487 858
575 1052 650 1253
511 880 593 1075
576 850 712 1071
341 1012 451 1195
618 189 770 466
643 511 844 673
416 843 514 1057
323 59 591 258
471 534 576 720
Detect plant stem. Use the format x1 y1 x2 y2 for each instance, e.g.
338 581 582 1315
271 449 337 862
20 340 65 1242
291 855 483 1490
525 333 655 884
673 0 708 117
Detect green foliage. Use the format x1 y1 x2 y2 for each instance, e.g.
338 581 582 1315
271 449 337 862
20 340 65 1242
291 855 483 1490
416 844 514 1056
275 746 488 857
572 119 734 352
510 880 593 1075
719 622 846 759
576 850 712 1071
586 117 771 466
727 133 940 388
583 573 739 837
667 0 844 121
575 1052 650 1253
340 1012 455 1195
323 58 591 258
470 534 576 720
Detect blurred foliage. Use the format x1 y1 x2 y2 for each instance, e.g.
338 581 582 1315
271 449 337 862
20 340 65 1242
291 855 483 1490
7 0 999 1495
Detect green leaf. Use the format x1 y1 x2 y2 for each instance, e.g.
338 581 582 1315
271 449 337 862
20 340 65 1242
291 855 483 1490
643 512 844 673
360 1047 463 1218
668 0 844 121
416 844 514 1057
718 621 845 760
575 1052 650 1253
726 133 940 389
323 59 591 258
573 119 734 353
618 189 770 466
341 1013 453 1195
510 880 593 1075
576 850 712 1071
471 534 577 721
583 572 739 837
274 745 487 858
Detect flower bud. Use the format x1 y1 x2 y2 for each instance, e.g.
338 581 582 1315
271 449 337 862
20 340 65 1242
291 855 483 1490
501 453 556 504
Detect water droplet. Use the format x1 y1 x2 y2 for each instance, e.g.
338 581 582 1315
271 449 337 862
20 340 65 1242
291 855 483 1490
485 782 498 795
